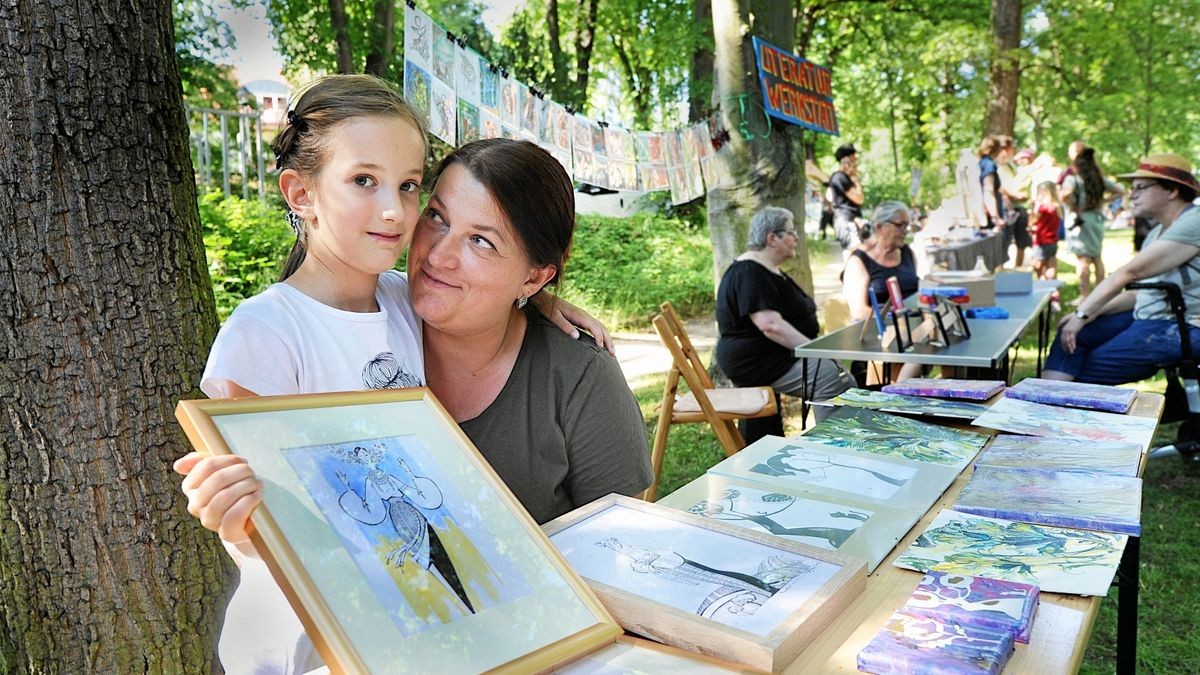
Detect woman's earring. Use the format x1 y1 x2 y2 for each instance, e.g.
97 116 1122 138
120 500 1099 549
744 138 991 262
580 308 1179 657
516 296 528 309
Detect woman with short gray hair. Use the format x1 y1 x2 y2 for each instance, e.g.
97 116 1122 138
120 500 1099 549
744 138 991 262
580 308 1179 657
716 206 856 442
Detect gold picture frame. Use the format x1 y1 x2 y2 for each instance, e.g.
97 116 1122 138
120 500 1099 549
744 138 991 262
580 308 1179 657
176 388 620 674
542 495 867 672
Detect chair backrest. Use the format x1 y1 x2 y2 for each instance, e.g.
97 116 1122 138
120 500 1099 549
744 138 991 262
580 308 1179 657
657 302 715 388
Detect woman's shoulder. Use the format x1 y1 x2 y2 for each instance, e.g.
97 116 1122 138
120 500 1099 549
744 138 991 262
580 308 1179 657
525 310 608 361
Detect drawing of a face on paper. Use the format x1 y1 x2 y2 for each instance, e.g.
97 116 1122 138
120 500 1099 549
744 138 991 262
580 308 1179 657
686 487 872 550
749 446 916 501
284 435 532 637
550 505 840 637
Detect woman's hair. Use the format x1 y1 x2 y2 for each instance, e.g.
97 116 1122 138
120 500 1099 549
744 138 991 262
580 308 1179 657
1158 179 1198 204
859 200 909 242
746 206 795 251
977 136 999 158
432 138 574 288
274 74 429 280
1072 147 1106 212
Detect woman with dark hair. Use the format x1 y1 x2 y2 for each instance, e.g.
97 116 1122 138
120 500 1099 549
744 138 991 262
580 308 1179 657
1062 147 1124 296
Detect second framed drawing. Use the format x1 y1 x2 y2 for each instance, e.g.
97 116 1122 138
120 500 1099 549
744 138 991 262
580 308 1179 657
656 474 923 574
542 495 867 672
175 389 620 674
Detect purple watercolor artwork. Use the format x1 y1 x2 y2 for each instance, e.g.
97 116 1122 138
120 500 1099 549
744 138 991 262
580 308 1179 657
980 435 1143 477
857 610 1014 675
907 571 1038 643
970 397 1158 450
882 378 1005 401
954 465 1142 536
1004 378 1137 414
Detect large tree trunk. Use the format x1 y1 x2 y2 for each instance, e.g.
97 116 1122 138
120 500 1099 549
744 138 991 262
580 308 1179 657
707 0 811 293
983 0 1022 136
574 0 601 105
0 0 233 671
546 0 572 103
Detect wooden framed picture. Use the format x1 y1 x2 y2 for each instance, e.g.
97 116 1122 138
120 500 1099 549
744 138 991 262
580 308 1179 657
175 389 620 674
542 495 867 672
656 473 923 574
554 635 753 674
708 436 960 513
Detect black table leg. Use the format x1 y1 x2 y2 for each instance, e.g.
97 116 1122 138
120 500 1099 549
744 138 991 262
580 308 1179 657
1117 535 1139 674
1036 306 1047 376
800 357 809 431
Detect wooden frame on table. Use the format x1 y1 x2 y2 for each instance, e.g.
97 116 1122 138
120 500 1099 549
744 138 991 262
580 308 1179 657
656 473 923 574
554 635 757 673
175 388 620 674
542 495 866 673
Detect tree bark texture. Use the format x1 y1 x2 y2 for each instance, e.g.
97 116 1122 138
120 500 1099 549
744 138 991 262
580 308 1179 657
546 0 571 103
707 0 812 294
363 0 397 77
983 0 1022 136
0 0 234 672
328 0 355 73
574 0 601 106
688 0 714 122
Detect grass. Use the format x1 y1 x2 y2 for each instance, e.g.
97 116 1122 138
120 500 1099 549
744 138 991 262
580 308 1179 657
637 228 1200 672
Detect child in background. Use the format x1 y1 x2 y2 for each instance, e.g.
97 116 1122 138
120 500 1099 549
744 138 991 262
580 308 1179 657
1030 180 1063 308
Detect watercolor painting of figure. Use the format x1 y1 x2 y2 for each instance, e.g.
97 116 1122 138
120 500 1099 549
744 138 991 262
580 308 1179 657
285 436 530 636
746 445 917 502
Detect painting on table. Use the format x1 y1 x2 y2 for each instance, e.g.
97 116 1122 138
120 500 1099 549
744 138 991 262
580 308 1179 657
857 610 1015 675
894 509 1127 596
802 406 988 470
881 378 1005 400
979 435 1143 477
907 571 1039 643
821 388 990 420
954 465 1143 535
1004 377 1137 413
656 473 923 573
709 436 960 513
543 496 866 672
970 397 1158 450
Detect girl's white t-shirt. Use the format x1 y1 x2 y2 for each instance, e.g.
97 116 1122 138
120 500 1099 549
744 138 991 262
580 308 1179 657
200 270 424 674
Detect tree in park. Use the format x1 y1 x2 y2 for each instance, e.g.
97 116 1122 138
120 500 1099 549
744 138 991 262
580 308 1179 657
0 0 232 671
707 0 812 291
983 0 1023 136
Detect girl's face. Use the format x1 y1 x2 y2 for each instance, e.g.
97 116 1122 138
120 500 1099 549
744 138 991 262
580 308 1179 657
407 163 555 336
295 116 426 279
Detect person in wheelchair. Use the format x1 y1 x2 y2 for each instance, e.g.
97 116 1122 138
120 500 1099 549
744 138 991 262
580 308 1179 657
1043 154 1200 384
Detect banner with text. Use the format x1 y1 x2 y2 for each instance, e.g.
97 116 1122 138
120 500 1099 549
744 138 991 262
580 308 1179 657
752 36 838 136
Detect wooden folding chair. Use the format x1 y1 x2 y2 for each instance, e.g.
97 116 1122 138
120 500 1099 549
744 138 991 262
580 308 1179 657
643 302 778 502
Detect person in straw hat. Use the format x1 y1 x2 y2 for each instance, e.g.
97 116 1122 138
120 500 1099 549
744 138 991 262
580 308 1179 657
1042 153 1200 384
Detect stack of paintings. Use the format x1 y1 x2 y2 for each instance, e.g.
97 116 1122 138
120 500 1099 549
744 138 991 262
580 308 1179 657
971 397 1158 450
857 610 1015 675
544 495 866 672
954 465 1143 535
657 474 922 573
894 509 1128 596
708 436 960 513
1004 377 1137 413
977 435 1143 477
881 378 1005 400
800 407 988 473
857 571 1038 674
820 387 990 420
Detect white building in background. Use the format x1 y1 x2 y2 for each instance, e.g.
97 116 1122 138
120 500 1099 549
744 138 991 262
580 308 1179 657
239 79 290 131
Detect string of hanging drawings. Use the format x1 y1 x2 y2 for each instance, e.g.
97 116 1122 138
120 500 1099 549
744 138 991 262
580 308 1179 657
401 1 733 205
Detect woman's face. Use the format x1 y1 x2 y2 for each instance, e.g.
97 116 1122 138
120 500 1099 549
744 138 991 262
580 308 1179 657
875 212 910 251
408 164 555 335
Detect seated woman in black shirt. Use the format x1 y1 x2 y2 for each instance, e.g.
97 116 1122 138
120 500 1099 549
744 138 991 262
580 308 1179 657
716 206 856 442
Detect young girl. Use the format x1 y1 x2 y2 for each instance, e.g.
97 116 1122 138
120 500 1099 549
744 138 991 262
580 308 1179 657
1029 181 1062 284
177 76 612 673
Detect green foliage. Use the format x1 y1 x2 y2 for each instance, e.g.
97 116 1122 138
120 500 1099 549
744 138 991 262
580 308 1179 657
199 191 293 320
175 0 243 108
558 212 714 330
